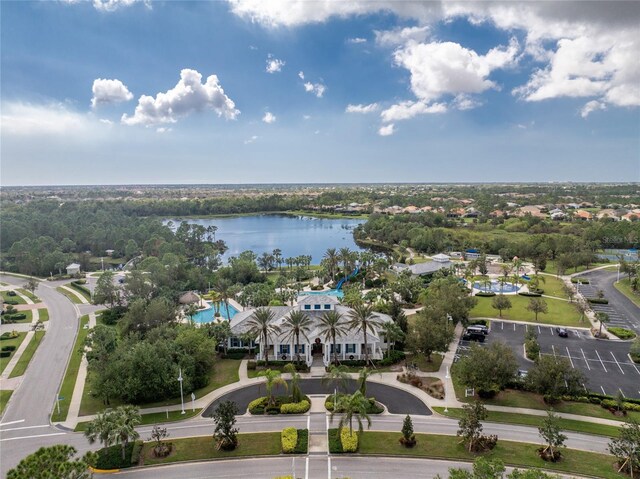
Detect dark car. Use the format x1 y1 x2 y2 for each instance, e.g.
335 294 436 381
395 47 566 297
473 324 490 335
462 326 486 342
556 327 568 337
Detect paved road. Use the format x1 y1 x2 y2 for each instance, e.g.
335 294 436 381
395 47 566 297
576 269 640 333
202 379 432 416
456 320 640 398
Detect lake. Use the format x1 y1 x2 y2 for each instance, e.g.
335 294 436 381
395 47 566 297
167 214 365 263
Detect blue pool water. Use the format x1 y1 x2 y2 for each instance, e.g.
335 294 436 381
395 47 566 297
473 281 520 293
298 289 344 299
192 302 239 324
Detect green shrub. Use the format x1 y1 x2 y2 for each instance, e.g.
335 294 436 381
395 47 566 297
340 427 358 452
525 339 540 360
281 427 298 453
3 299 19 305
587 298 609 304
475 292 496 297
70 281 91 296
518 291 542 297
247 360 257 370
469 319 488 326
294 429 308 454
280 400 310 414
7 291 17 297
4 313 27 321
607 327 636 340
248 397 268 415
571 278 589 284
130 441 143 465
328 428 343 453
378 350 406 366
1 345 17 352
0 351 11 358
95 442 135 469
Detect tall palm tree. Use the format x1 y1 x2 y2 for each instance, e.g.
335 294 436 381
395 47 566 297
273 249 283 271
322 364 350 395
113 405 141 460
282 310 313 365
324 248 339 280
258 369 288 407
331 391 372 434
284 363 303 402
246 307 280 366
318 310 347 365
215 278 234 320
339 247 353 280
357 367 376 397
380 321 404 356
347 304 382 364
84 409 116 450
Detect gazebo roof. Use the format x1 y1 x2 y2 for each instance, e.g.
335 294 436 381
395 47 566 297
179 291 200 304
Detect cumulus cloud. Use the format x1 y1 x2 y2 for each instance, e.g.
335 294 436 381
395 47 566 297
64 0 151 12
121 69 239 126
347 37 367 44
304 82 325 98
345 103 379 114
298 71 305 80
99 118 114 125
1 102 93 136
265 55 285 74
244 135 258 144
375 26 429 47
262 111 276 123
380 101 446 122
580 100 607 118
378 123 395 136
91 78 133 108
156 127 172 133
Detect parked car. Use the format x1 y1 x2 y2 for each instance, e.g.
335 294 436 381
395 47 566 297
462 326 486 342
517 369 528 378
556 327 568 338
473 324 490 335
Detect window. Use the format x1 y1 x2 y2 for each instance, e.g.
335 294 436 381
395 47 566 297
295 344 305 354
230 337 240 348
324 304 331 309
279 344 290 354
304 304 311 310
330 344 342 353
346 343 356 353
314 304 321 310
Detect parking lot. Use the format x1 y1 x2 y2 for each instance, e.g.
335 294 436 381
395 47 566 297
455 320 640 399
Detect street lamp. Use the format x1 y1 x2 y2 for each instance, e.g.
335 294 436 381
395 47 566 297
178 368 185 414
617 263 620 283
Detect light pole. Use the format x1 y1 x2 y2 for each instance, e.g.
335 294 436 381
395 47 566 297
178 368 185 414
617 263 620 283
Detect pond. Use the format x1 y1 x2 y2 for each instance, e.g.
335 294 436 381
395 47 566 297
166 214 365 264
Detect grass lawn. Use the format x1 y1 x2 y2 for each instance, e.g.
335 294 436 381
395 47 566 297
410 353 444 373
358 432 625 479
0 390 13 414
56 287 84 304
140 432 281 465
52 315 89 422
74 409 203 432
0 333 27 374
80 358 240 416
4 309 33 323
68 283 91 302
470 295 584 327
39 308 49 321
1 291 26 304
536 275 570 299
433 407 621 437
544 261 610 276
9 331 45 378
614 278 640 308
16 288 40 302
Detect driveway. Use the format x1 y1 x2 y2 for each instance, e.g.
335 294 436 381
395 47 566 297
202 379 432 416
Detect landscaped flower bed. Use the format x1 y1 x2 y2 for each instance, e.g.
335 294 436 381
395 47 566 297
249 396 311 415
325 394 383 414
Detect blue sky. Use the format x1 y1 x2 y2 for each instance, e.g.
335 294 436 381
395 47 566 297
1 0 638 185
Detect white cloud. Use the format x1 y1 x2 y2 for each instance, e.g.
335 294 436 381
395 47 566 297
1 102 93 136
580 100 607 118
378 123 395 136
121 69 239 126
244 135 258 144
453 94 482 111
304 82 326 98
91 78 133 108
375 26 429 47
262 111 276 124
265 55 285 74
303 114 311 120
380 101 446 122
345 103 379 114
298 71 305 80
99 118 114 125
156 127 172 133
347 37 367 44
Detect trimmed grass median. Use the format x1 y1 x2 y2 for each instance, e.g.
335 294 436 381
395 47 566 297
433 407 621 437
38 308 49 321
0 332 27 374
1 291 26 304
52 315 89 422
9 331 45 378
74 408 203 432
470 295 583 326
140 432 281 465
17 288 40 302
358 432 625 479
614 278 640 308
0 390 13 414
56 287 84 304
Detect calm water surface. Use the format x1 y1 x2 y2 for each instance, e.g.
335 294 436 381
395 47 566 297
167 215 365 263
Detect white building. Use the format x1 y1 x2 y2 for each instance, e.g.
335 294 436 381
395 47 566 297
228 295 393 367
66 263 81 275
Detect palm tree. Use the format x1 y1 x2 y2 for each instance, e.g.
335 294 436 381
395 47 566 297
347 304 382 364
84 409 116 450
338 247 353 280
284 363 303 402
246 307 280 366
273 249 283 271
357 367 376 397
258 369 288 407
596 312 610 337
322 364 350 395
113 405 141 460
318 310 347 365
282 310 313 365
215 278 234 321
331 391 372 434
380 321 404 357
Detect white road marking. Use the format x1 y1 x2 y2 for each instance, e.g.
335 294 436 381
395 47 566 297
0 419 25 427
307 415 310 431
0 424 50 433
552 345 556 356
550 327 554 336
610 352 625 374
628 361 640 375
601 385 606 395
513 323 516 331
595 350 608 373
501 322 504 330
619 389 625 398
581 349 591 371
327 456 331 479
566 347 574 368
305 457 309 479
0 432 66 442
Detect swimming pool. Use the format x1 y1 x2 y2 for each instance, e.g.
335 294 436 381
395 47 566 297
298 289 344 299
473 281 520 294
191 301 239 324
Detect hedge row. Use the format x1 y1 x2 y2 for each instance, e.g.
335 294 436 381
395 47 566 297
571 278 590 284
280 400 310 414
518 291 542 297
281 427 298 453
95 441 140 469
70 281 91 297
587 298 609 304
475 292 496 297
607 327 636 340
340 428 358 453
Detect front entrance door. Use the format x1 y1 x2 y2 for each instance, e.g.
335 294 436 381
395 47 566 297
312 338 323 356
